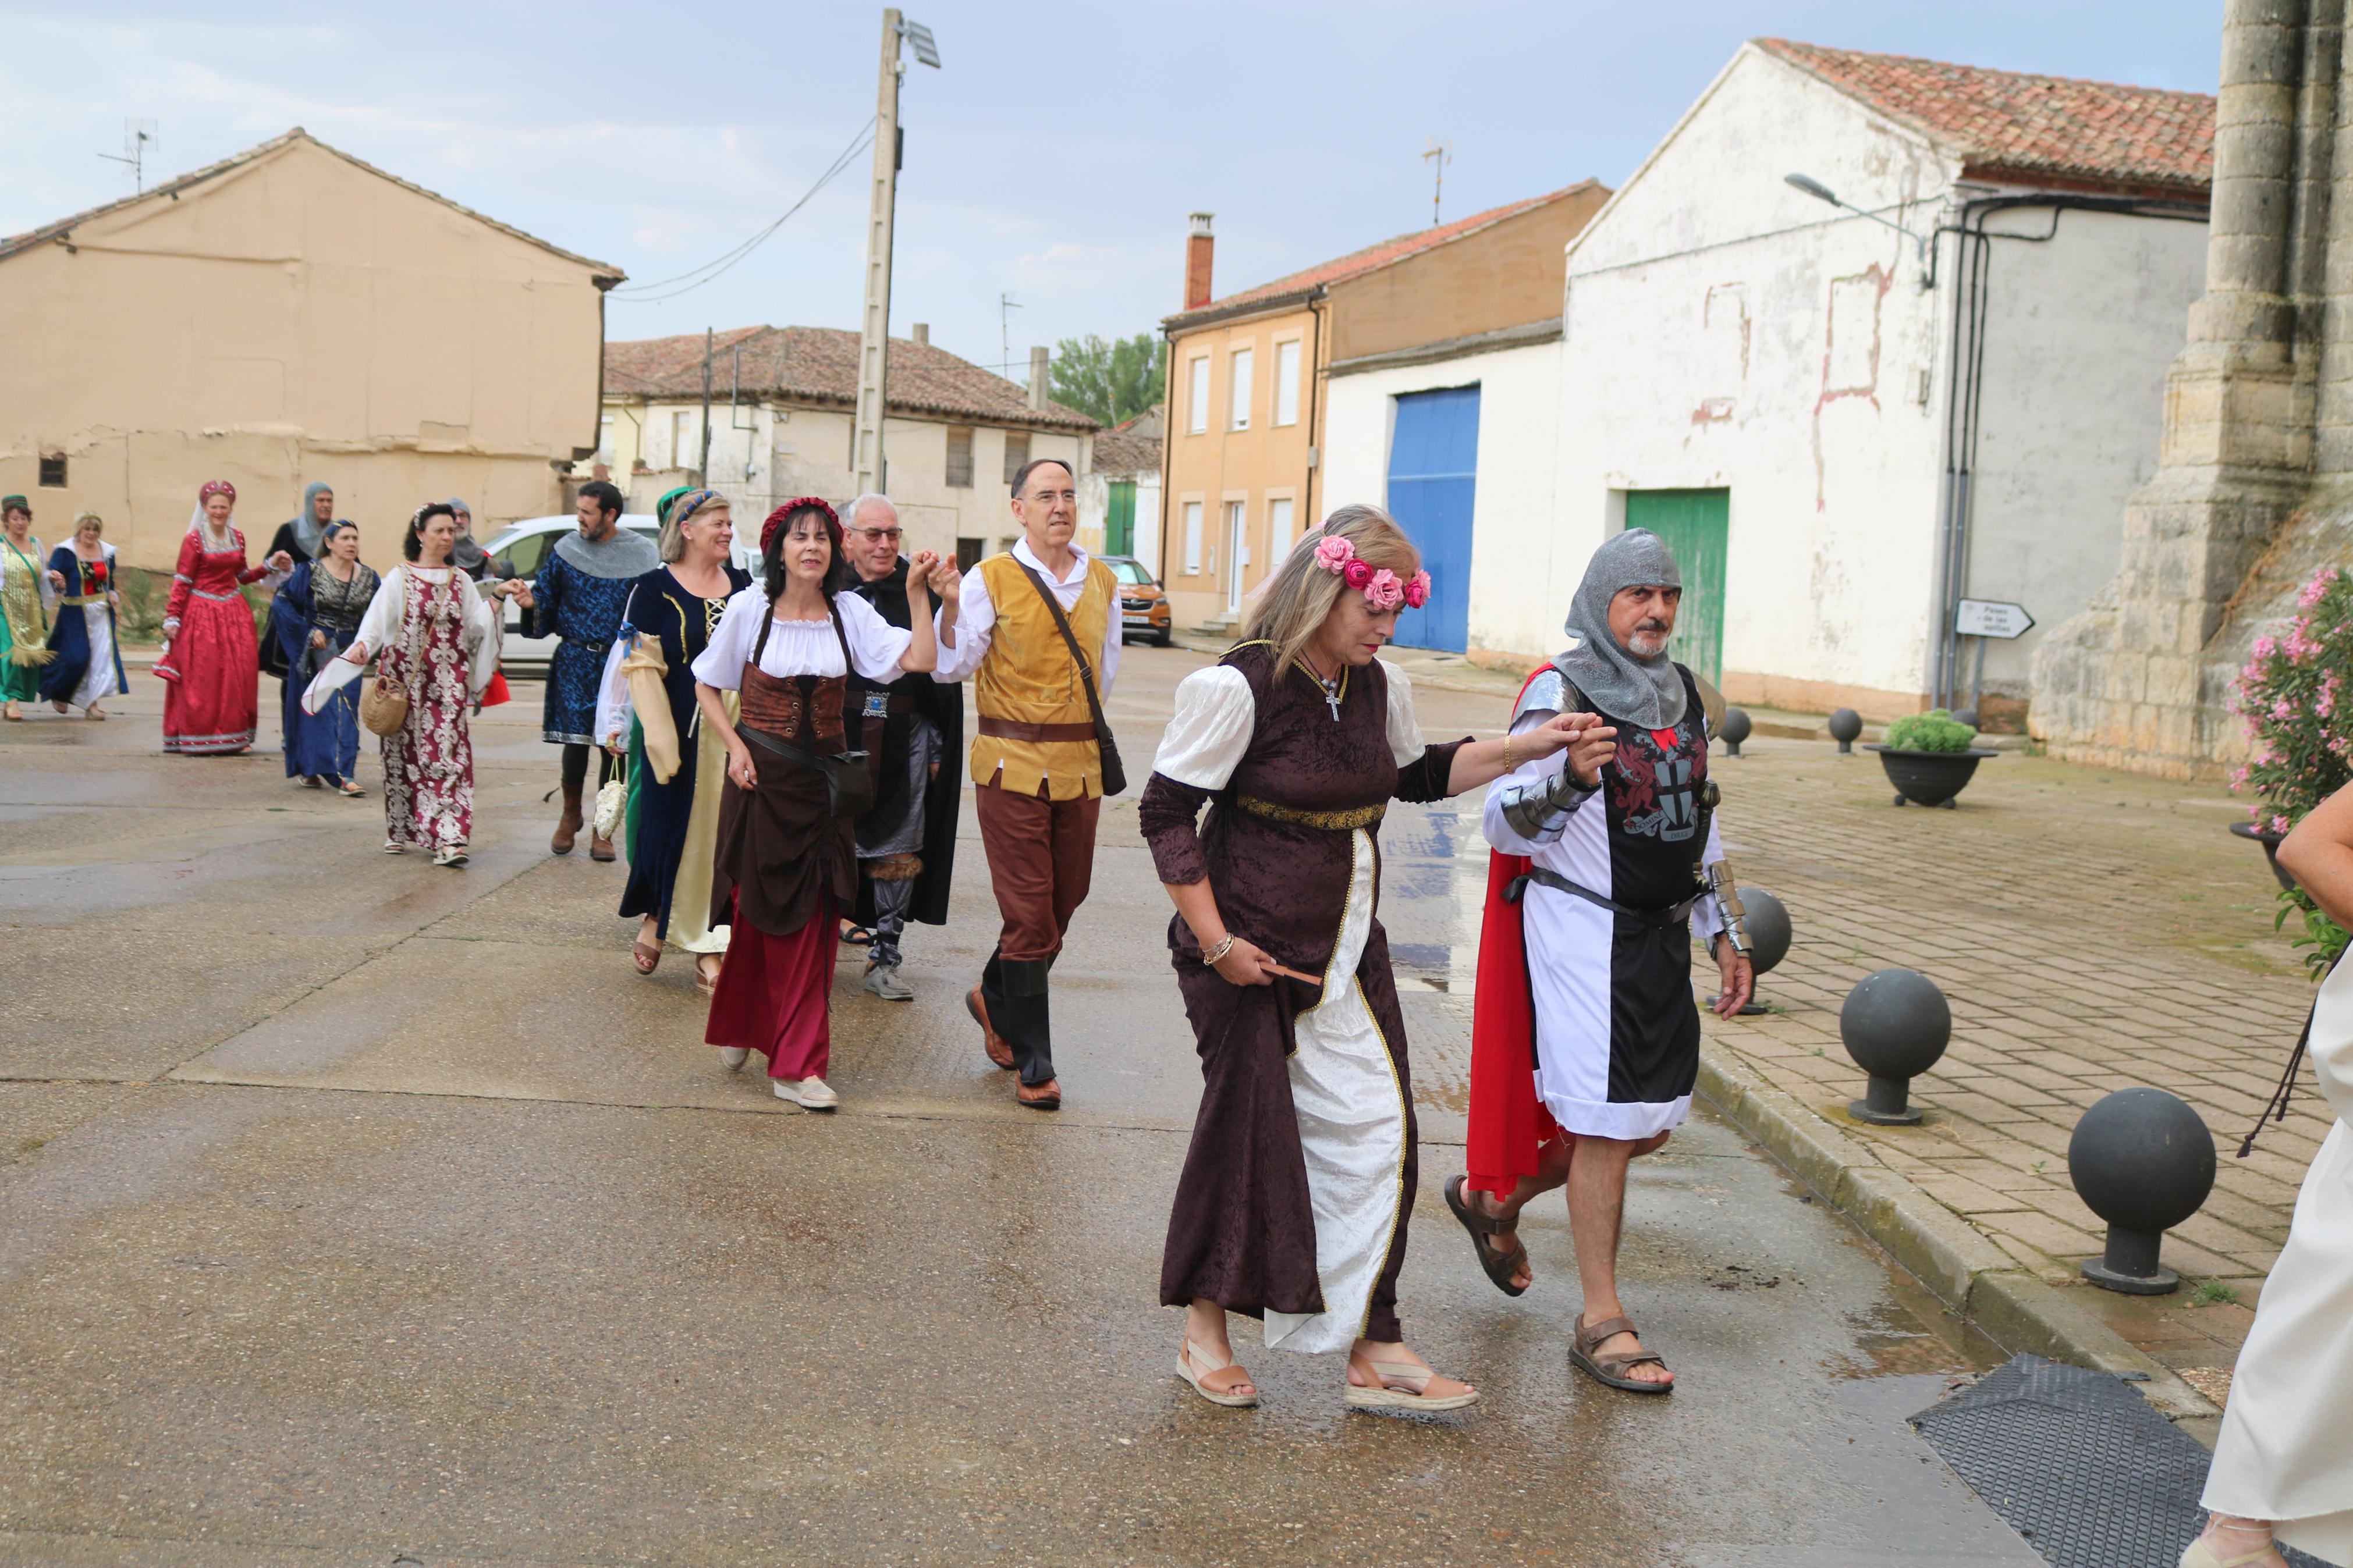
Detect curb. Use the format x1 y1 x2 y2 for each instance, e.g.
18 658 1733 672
1695 1048 2221 1424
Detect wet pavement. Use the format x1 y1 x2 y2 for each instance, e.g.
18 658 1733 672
0 649 2045 1566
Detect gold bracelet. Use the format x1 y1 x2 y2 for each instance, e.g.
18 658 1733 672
1502 733 1515 770
1204 934 1237 965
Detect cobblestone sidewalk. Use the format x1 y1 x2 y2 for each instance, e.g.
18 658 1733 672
1706 735 2325 1392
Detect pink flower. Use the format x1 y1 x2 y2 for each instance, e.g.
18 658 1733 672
2254 635 2279 660
1403 569 1432 609
2299 567 2339 609
1365 568 1405 611
1342 559 1375 589
1312 536 1355 574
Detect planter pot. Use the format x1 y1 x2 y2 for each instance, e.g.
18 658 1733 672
1866 745 2000 809
2230 820 2299 893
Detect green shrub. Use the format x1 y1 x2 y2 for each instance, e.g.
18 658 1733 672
1883 709 1979 753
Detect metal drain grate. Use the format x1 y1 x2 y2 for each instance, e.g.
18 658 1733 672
1909 1353 2322 1568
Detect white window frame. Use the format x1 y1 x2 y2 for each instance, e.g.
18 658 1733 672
1273 338 1301 427
670 409 694 468
1187 355 1211 435
1229 347 1254 431
1181 499 1204 575
1266 492 1297 561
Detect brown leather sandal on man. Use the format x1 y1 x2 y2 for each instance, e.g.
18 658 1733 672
967 988 1016 1071
1443 1175 1530 1297
1570 1314 1673 1394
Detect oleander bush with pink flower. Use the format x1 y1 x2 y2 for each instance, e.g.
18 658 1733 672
2230 563 2353 975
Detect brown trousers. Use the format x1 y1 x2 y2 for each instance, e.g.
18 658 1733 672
973 777 1101 964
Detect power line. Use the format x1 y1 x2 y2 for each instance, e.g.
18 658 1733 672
611 119 878 304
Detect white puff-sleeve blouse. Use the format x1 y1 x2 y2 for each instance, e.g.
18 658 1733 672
690 588 912 689
1150 660 1428 791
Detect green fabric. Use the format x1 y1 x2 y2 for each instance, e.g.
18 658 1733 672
624 717 647 861
653 486 694 528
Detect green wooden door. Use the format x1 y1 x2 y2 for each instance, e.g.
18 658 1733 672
1106 481 1136 556
1621 488 1729 685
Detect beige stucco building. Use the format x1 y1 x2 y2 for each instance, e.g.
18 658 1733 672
0 129 620 568
601 324 1095 568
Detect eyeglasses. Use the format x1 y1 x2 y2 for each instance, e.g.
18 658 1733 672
851 528 903 543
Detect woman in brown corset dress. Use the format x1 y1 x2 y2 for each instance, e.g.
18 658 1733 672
1138 504 1599 1411
691 498 941 1110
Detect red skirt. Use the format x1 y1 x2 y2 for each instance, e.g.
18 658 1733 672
705 890 836 1081
157 593 260 754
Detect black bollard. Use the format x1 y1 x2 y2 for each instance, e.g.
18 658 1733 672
1840 968 1950 1125
2068 1087 2216 1295
1829 709 1864 755
1720 706 1752 758
1950 706 1979 730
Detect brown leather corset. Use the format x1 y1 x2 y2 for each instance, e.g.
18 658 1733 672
740 664 847 749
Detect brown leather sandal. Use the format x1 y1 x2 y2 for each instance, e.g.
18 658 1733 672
631 940 661 976
1444 1175 1530 1297
1570 1314 1673 1394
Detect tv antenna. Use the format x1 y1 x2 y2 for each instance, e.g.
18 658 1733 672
999 292 1022 374
1422 138 1452 227
99 120 159 193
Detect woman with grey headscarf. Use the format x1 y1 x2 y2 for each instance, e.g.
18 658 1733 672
262 482 336 685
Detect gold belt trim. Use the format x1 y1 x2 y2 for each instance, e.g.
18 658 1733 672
61 593 109 607
1235 795 1385 831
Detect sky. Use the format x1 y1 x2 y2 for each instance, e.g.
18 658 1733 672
2 1 2227 383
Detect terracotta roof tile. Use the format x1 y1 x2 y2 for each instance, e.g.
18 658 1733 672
1091 417 1161 478
1172 182 1605 323
1756 38 2213 197
603 325 1096 432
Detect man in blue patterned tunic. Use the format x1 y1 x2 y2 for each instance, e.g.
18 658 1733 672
514 480 658 858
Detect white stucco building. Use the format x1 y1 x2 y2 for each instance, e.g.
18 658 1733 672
1531 39 2212 722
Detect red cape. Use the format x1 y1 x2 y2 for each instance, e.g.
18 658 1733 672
1464 667 1564 1197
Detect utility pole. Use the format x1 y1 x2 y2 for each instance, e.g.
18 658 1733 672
698 327 715 486
1422 138 1451 227
851 10 940 497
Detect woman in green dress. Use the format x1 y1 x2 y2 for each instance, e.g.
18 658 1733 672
0 495 59 722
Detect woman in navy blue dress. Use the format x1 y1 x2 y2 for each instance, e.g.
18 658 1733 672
269 521 379 794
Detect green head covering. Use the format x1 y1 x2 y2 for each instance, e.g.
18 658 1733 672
0 495 28 517
654 486 694 528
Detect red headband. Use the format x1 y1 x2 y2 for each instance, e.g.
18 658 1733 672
199 480 236 505
761 496 838 553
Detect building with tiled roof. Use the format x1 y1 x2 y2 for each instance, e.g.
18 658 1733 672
1517 37 2216 730
598 324 1095 567
0 129 621 567
1156 180 1610 634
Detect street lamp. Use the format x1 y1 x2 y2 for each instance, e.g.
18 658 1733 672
1785 172 1933 283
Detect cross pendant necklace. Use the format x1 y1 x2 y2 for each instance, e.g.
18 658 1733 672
1303 657 1344 721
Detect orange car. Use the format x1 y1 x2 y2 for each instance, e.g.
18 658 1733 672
1108 555 1173 646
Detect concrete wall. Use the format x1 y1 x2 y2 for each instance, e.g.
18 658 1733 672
1546 45 2204 717
0 136 611 568
1322 337 1562 660
605 394 1085 565
1162 303 1321 629
1078 466 1162 566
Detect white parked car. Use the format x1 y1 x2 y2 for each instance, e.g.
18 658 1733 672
482 513 761 675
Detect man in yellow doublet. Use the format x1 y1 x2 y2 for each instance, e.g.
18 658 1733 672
932 458 1120 1110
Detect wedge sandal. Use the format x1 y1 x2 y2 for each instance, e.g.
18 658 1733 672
1174 1340 1259 1409
1443 1175 1530 1297
1570 1313 1673 1394
1343 1356 1478 1413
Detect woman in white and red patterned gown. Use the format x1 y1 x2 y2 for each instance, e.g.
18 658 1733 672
305 504 508 867
156 481 291 754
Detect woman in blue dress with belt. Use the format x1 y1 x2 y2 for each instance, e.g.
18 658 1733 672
268 520 379 794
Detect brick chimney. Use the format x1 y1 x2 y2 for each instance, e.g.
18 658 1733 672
1184 212 1215 310
911 322 929 345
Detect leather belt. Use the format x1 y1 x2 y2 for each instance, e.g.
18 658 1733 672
563 635 613 655
1505 865 1702 928
977 716 1096 744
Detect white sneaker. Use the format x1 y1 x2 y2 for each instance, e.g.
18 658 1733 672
864 963 915 1001
773 1076 838 1110
718 1047 750 1071
383 840 405 854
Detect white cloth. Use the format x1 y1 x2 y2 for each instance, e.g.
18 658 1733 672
2203 955 2353 1566
1151 661 1425 788
299 566 498 714
931 536 1120 693
594 634 634 749
1264 825 1407 1355
689 588 910 688
1482 704 1724 1140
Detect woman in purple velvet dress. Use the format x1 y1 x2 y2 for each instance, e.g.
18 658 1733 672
1138 503 1590 1412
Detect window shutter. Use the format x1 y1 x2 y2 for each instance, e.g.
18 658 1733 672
1188 357 1210 433
946 426 974 488
1003 431 1031 485
1183 501 1203 574
1229 349 1253 431
1274 341 1300 426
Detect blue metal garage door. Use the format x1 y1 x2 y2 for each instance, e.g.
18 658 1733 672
1386 385 1479 652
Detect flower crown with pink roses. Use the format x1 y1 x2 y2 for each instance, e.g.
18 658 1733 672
1311 531 1431 611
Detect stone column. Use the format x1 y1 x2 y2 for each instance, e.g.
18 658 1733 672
2031 0 2335 778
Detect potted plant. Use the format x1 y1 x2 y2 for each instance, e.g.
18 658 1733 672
1866 709 1998 808
2228 564 2353 974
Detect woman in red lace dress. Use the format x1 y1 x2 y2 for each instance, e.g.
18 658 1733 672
155 481 291 755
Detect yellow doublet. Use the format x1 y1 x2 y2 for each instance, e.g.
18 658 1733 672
970 553 1116 800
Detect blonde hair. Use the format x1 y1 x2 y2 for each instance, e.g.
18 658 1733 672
1239 502 1422 673
659 492 730 563
72 511 103 535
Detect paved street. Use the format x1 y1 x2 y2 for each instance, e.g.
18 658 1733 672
0 647 2048 1567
